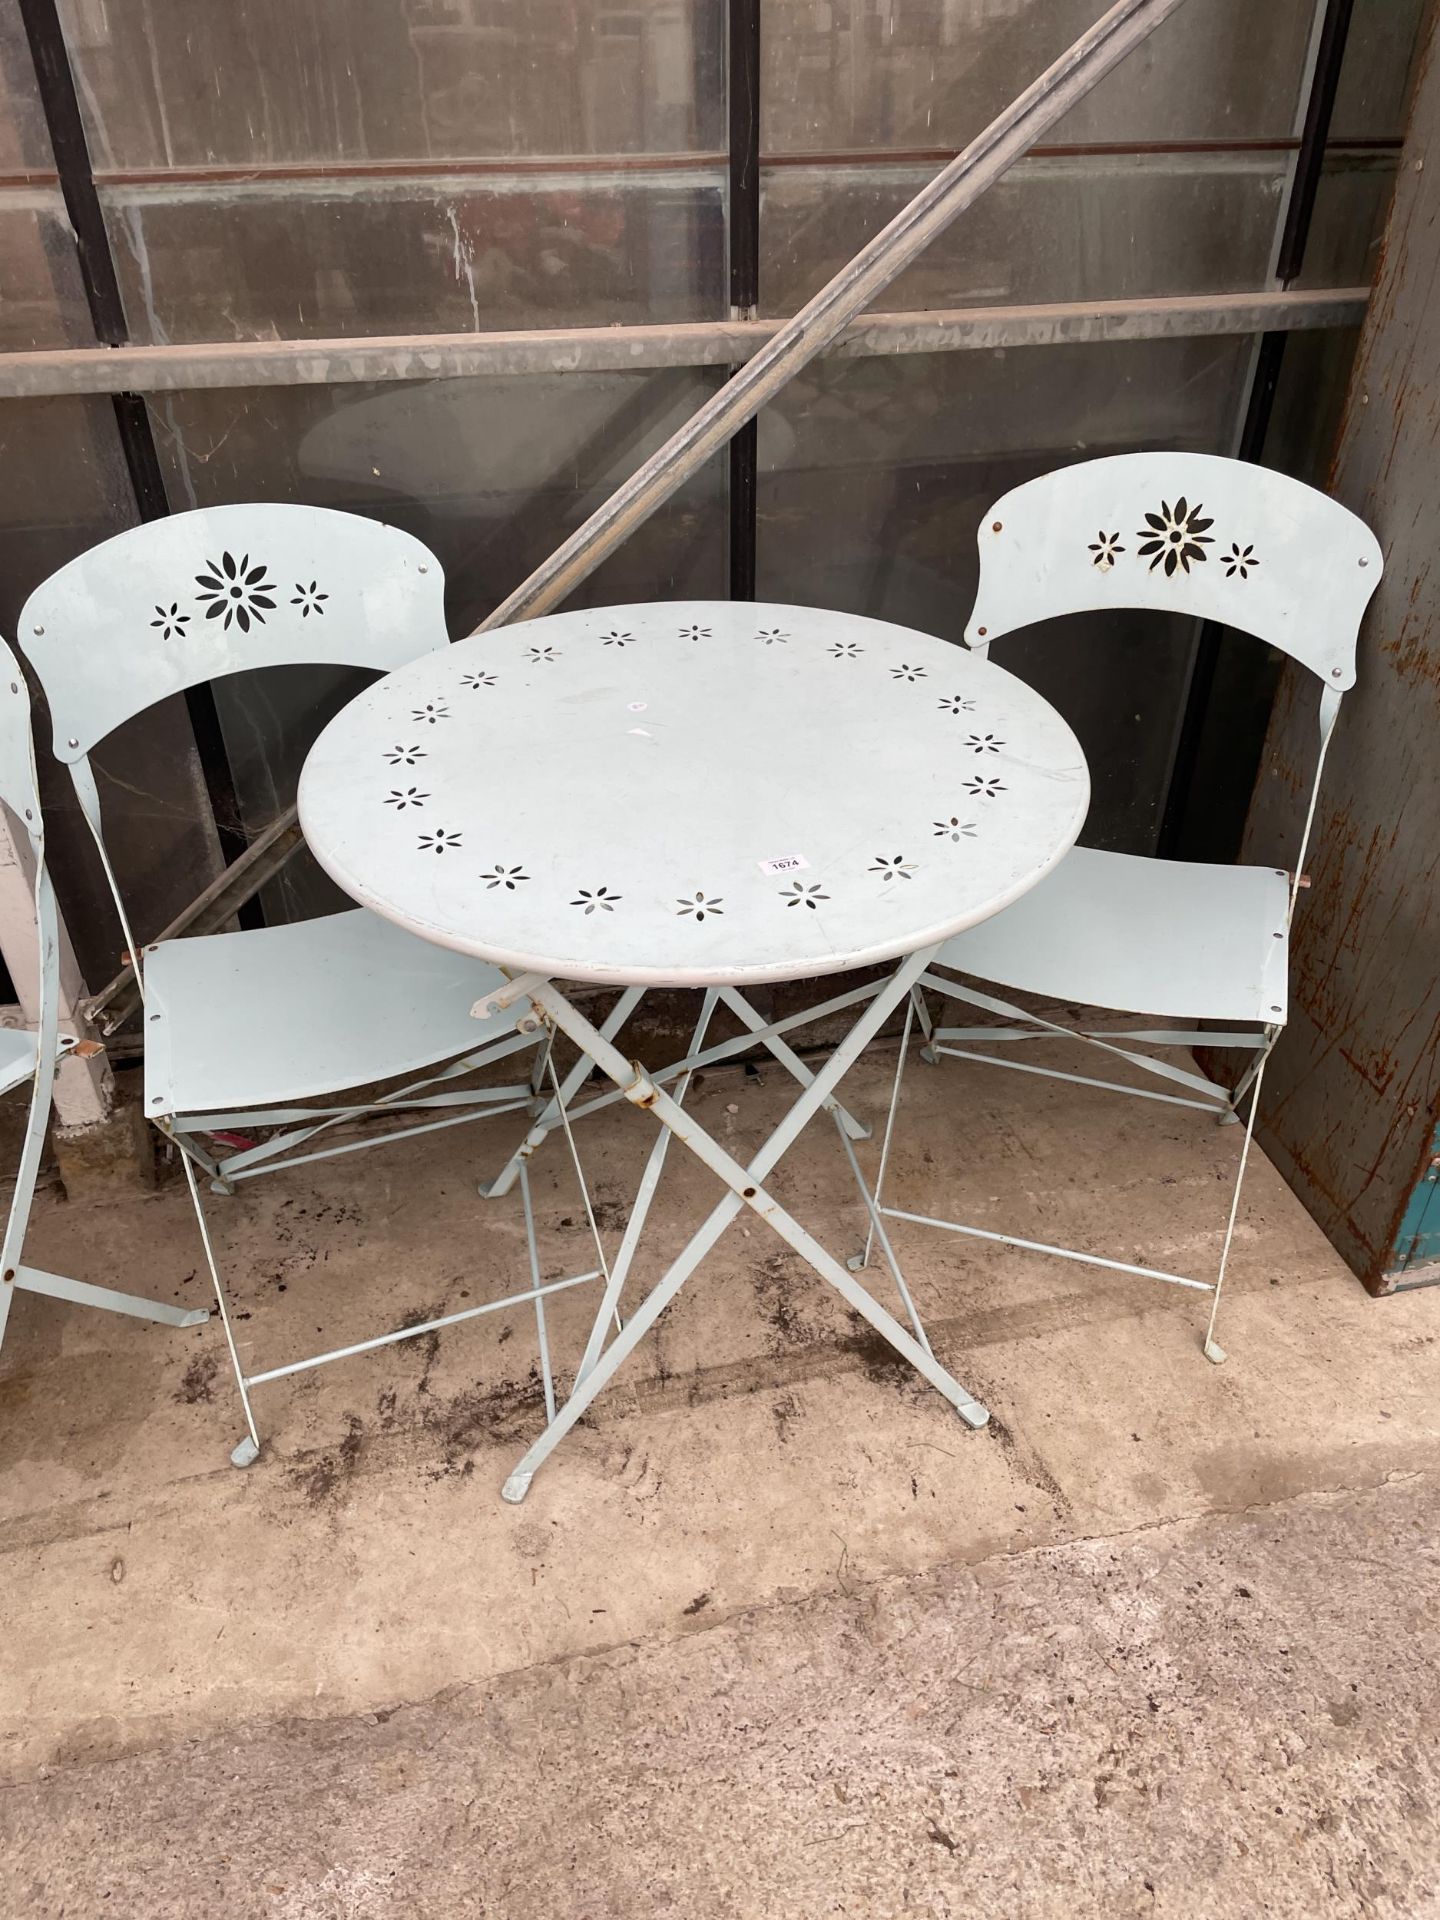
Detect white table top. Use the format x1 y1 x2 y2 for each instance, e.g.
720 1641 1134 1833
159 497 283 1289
298 601 1090 988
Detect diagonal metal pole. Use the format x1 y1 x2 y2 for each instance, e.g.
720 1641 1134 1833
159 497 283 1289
467 0 1195 633
111 0 1194 959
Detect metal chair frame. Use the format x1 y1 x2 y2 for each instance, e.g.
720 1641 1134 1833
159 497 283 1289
17 505 599 1461
0 635 209 1357
844 452 1383 1360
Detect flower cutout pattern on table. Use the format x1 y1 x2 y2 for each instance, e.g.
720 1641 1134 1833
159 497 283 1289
195 551 277 632
828 642 863 658
933 817 979 841
780 882 830 910
383 786 428 810
869 855 916 882
1089 531 1125 572
481 864 531 891
1136 497 1214 577
525 646 559 664
601 630 635 647
964 732 1005 754
383 743 427 766
291 581 328 619
417 828 462 855
571 887 622 914
1222 542 1260 580
963 775 1007 799
411 703 450 724
756 627 789 646
461 671 498 690
677 891 724 921
679 624 711 642
150 602 190 642
890 663 927 682
938 694 977 715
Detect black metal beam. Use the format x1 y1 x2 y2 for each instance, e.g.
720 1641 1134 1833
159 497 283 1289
1157 0 1358 860
727 0 761 601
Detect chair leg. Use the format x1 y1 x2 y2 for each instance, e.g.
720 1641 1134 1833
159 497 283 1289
13 1266 209 1327
1218 1042 1267 1128
162 1121 236 1196
518 1161 557 1425
179 1150 262 1465
849 993 916 1272
1203 1045 1273 1365
912 985 938 1064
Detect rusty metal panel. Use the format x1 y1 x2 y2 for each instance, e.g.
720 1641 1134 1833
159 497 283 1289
1242 12 1440 1295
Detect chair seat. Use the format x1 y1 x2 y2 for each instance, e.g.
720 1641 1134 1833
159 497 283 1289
144 909 525 1117
0 1027 38 1099
934 846 1290 1024
0 1024 78 1100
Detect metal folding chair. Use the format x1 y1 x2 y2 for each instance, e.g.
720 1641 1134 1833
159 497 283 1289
18 505 588 1463
848 452 1382 1360
0 635 209 1357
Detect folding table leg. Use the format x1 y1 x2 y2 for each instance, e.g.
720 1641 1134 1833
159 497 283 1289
713 986 869 1140
480 986 646 1200
571 989 719 1389
501 948 989 1503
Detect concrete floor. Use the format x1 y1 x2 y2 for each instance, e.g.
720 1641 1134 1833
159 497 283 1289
1 1032 1438 1917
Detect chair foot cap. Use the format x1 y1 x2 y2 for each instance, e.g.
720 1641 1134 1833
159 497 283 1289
209 1178 237 1196
179 1308 211 1327
920 1047 939 1066
1203 1337 1227 1366
846 1253 868 1272
959 1401 990 1430
502 1470 533 1504
1217 1109 1241 1127
230 1435 260 1468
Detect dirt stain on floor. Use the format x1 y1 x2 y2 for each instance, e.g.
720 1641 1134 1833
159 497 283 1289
174 1352 219 1405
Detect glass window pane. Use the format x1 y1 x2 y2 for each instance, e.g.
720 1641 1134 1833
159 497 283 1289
763 0 1315 155
57 0 725 168
756 337 1254 852
104 173 726 342
1332 0 1430 138
0 192 97 348
764 154 1286 314
1298 153 1399 289
144 370 726 918
0 9 56 173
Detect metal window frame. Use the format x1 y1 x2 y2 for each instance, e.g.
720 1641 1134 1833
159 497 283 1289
0 289 1369 399
1 0 1385 1032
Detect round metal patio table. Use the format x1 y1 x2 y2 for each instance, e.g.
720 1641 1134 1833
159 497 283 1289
298 600 1090 1499
298 600 1089 987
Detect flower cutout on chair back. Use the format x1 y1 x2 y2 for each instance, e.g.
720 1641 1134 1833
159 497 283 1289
195 551 278 632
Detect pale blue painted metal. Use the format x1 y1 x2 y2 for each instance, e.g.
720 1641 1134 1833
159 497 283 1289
14 506 604 1463
297 602 1091 1500
861 451 1383 1361
298 604 1090 987
0 635 208 1358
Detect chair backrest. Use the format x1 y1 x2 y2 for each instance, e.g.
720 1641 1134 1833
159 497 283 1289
965 452 1382 691
19 502 448 763
0 634 62 1290
965 452 1383 928
16 503 449 996
0 634 43 854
